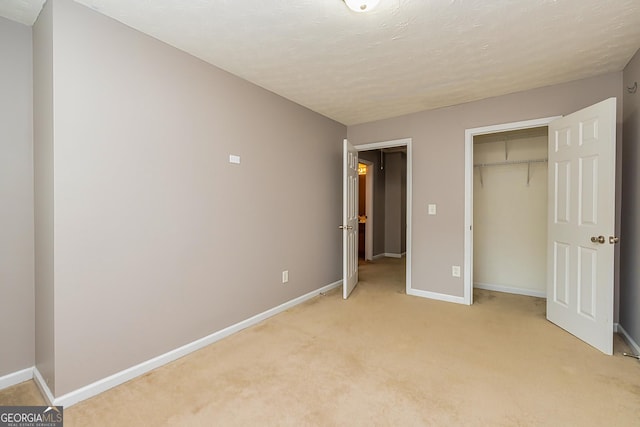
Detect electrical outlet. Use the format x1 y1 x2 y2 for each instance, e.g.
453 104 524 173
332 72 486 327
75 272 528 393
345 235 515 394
282 270 289 283
452 265 461 277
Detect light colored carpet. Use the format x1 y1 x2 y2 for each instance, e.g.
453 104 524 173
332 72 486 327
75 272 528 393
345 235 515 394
1 257 639 425
0 380 45 406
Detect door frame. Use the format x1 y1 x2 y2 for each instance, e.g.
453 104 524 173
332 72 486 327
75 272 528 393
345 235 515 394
355 138 412 293
464 117 561 305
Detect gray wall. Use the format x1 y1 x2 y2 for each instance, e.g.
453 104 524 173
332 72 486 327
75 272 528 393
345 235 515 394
33 0 55 393
621 49 640 347
384 153 401 255
384 152 406 256
35 0 345 396
359 150 385 256
0 17 34 378
348 73 623 305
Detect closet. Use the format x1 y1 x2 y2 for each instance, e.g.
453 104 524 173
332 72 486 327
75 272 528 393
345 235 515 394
473 127 548 298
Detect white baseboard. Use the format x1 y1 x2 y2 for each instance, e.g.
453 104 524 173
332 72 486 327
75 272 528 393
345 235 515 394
407 288 467 305
33 367 55 405
0 367 33 391
383 253 403 259
474 282 546 298
372 253 406 260
48 279 342 408
617 324 640 356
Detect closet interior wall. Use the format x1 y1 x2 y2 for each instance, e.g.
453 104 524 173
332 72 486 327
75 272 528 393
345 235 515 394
473 127 548 297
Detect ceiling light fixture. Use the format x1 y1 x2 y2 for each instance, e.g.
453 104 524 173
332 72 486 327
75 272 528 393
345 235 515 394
343 0 381 13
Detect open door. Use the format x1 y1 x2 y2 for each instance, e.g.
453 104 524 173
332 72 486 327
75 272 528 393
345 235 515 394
547 98 617 355
342 139 359 299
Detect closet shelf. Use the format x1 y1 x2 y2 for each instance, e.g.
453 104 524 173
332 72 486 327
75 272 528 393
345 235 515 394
474 158 548 187
473 158 547 168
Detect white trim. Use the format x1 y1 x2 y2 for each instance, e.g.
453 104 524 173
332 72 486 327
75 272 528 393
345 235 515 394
370 253 406 260
33 368 54 405
464 117 562 306
474 282 546 298
383 252 403 259
618 324 640 356
355 138 412 151
355 138 412 295
407 288 466 304
39 280 342 408
0 367 34 391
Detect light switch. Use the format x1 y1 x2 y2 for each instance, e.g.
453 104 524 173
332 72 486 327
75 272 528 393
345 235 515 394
428 204 437 215
229 155 241 164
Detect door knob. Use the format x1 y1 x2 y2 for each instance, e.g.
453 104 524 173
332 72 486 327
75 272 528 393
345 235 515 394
609 236 620 244
338 225 353 230
591 235 605 244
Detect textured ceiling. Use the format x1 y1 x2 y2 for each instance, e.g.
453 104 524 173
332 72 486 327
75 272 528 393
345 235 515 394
3 0 640 125
0 0 45 25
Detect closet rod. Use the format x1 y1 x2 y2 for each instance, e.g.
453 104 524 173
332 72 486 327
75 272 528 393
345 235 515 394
473 158 547 168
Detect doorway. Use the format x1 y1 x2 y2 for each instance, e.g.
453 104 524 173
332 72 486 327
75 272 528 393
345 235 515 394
472 126 548 298
358 159 374 261
464 117 560 305
346 138 412 295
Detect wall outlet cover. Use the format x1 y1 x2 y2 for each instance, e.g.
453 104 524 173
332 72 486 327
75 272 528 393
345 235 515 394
452 265 461 277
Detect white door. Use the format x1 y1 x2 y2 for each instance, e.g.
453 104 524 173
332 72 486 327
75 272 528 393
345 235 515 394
547 98 617 355
342 139 359 299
